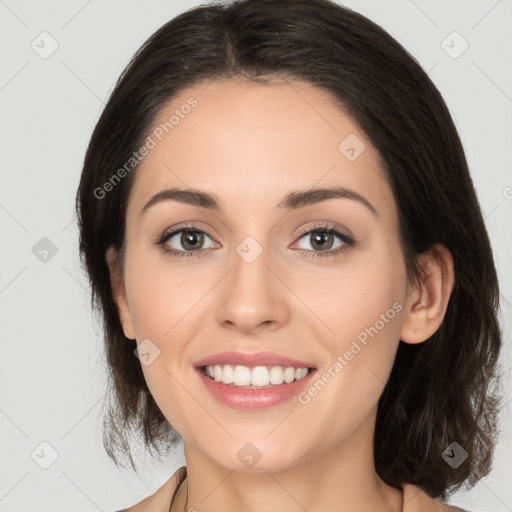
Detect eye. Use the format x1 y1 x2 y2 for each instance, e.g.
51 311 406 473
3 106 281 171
293 223 355 258
156 222 356 260
157 224 216 259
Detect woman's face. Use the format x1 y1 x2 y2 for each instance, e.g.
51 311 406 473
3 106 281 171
109 78 416 472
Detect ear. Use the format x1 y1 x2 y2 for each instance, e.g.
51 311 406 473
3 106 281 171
105 246 136 340
400 243 455 344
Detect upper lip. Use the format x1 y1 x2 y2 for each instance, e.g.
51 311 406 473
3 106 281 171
194 351 316 369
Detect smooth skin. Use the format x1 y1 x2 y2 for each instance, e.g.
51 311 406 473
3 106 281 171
106 78 455 512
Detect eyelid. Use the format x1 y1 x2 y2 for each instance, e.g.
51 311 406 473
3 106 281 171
157 221 352 244
157 222 218 243
293 220 354 241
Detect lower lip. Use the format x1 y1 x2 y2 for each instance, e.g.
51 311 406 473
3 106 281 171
196 367 317 410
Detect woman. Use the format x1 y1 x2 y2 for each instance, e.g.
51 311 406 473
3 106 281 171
75 0 502 510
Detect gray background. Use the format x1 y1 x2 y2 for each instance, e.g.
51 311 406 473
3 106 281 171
0 0 511 510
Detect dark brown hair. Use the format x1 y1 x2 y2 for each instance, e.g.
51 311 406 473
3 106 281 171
75 0 503 500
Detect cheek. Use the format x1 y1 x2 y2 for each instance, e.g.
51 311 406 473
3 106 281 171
294 249 405 411
125 261 199 432
293 250 405 345
125 248 201 341
295 289 403 448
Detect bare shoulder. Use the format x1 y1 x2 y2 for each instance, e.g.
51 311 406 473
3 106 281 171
402 482 472 511
116 491 157 512
116 487 167 512
116 467 187 512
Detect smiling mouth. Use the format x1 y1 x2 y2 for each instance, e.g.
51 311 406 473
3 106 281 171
201 364 314 389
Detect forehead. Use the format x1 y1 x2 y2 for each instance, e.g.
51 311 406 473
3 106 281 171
127 78 394 222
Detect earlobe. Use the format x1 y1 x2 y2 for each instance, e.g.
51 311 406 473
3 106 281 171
105 246 136 340
400 244 455 345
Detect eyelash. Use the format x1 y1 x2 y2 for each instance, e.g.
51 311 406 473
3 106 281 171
156 222 356 260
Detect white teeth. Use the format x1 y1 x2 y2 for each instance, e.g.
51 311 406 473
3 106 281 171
221 364 234 384
251 366 270 386
284 367 295 383
233 365 251 386
270 366 284 385
205 364 311 388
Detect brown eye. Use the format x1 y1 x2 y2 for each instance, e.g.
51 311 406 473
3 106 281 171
294 225 355 258
157 225 217 259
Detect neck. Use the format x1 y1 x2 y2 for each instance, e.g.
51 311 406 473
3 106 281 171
171 409 402 512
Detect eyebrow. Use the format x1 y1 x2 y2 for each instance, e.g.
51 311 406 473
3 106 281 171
139 186 378 217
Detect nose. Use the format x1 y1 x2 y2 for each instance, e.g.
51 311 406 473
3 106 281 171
215 240 291 335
